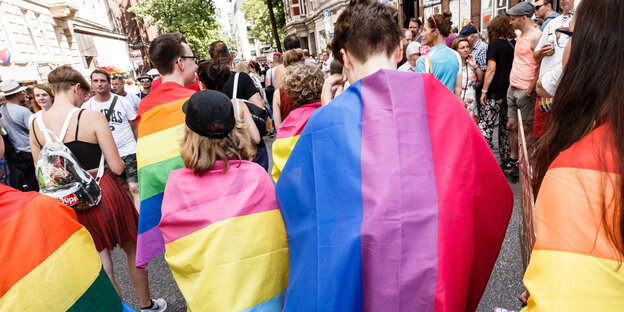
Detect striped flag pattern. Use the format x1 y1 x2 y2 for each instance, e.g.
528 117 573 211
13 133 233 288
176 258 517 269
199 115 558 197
135 82 196 268
0 185 133 311
272 102 321 182
276 70 513 311
160 161 289 311
523 124 624 311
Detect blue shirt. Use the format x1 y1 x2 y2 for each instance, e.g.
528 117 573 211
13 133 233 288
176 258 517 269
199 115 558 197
540 12 561 31
416 44 462 91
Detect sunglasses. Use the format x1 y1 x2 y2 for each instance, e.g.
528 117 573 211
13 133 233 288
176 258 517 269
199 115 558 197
535 4 543 10
555 28 573 48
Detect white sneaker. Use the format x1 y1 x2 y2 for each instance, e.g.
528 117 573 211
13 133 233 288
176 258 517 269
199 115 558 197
141 298 167 312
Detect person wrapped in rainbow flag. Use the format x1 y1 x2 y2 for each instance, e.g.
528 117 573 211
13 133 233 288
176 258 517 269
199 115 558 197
275 1 514 310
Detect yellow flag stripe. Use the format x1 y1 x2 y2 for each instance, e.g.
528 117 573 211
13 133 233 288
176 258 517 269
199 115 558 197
524 249 624 311
165 209 289 311
136 123 185 170
0 228 102 310
271 135 300 182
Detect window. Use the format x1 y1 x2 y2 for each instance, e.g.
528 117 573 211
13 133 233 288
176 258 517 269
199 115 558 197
450 0 471 28
481 0 511 33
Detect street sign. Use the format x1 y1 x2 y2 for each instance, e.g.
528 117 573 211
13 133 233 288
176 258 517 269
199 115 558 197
324 9 333 38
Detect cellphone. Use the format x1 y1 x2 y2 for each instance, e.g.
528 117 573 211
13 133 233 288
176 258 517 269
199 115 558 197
330 59 343 75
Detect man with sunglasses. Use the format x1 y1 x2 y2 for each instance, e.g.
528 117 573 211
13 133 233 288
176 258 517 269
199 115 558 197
137 74 152 100
533 0 574 138
535 0 560 31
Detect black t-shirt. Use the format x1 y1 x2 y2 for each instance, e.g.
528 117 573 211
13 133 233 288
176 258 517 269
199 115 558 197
486 39 515 98
222 71 259 100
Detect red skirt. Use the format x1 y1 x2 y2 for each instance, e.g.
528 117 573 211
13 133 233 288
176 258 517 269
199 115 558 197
76 170 138 252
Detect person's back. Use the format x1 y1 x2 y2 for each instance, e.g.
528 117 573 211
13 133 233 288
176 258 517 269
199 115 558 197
416 44 462 90
488 38 515 98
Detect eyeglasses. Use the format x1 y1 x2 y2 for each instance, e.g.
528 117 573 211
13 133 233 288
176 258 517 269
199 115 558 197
180 55 199 64
555 28 573 48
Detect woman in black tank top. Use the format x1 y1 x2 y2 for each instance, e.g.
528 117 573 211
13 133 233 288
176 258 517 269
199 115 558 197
29 65 163 310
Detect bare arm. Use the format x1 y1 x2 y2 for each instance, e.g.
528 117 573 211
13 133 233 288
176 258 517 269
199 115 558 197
92 113 125 175
274 65 285 89
273 89 283 129
248 92 264 109
454 71 463 98
528 32 544 94
480 59 497 106
536 76 553 98
232 100 261 144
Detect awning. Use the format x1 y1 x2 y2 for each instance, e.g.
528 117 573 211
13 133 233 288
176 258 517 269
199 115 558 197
0 66 41 83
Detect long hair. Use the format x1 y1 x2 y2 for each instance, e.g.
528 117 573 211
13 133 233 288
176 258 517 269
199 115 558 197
532 0 624 256
32 84 54 112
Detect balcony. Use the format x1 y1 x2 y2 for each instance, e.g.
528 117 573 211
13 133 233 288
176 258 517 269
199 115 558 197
47 1 79 20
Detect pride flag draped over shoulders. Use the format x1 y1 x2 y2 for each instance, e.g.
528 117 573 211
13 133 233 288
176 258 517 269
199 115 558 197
0 185 133 311
136 81 196 268
524 124 624 311
272 102 321 182
160 160 289 312
276 69 513 311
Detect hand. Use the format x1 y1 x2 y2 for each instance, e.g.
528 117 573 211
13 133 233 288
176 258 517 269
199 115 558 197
467 55 477 69
518 290 529 307
538 44 553 58
480 92 487 107
321 74 345 106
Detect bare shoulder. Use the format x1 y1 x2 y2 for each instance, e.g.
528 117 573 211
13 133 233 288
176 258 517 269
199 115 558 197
78 109 108 128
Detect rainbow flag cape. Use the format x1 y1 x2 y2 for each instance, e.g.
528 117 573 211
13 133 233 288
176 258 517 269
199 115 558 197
136 82 196 268
523 124 624 311
276 70 513 311
272 102 321 182
160 161 289 311
0 185 133 311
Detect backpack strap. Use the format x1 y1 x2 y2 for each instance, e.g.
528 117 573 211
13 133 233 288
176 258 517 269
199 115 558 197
105 95 118 122
95 153 105 184
233 72 240 100
35 108 80 144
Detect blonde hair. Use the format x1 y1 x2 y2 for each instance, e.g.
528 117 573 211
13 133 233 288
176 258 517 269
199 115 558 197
283 48 305 66
283 63 324 107
234 61 249 73
48 65 90 93
180 123 255 175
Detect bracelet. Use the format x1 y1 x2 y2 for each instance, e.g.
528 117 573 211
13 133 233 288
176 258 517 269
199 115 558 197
482 89 488 93
526 92 532 97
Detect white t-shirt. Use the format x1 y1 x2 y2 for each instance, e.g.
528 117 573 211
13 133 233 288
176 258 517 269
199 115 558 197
123 92 141 113
82 94 137 157
542 62 563 97
535 14 572 78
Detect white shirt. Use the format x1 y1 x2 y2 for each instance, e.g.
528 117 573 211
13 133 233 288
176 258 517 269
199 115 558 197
535 14 572 78
542 62 563 97
82 94 137 157
123 92 141 113
397 62 416 72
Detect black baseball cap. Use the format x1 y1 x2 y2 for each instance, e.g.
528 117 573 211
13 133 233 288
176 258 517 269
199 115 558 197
182 90 235 138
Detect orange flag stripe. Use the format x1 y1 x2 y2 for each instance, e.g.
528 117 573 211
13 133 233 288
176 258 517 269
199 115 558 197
138 97 187 138
0 194 82 297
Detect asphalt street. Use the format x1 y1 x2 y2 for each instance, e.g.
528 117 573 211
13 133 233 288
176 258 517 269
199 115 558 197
113 135 525 311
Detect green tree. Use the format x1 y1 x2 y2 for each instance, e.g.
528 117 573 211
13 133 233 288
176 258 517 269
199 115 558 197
241 0 286 52
129 0 232 59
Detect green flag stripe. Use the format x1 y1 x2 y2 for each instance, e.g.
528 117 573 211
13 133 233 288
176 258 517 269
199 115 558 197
67 267 123 312
138 156 184 201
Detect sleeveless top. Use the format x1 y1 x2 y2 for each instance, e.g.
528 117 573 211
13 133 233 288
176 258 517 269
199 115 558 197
33 109 103 170
509 34 539 90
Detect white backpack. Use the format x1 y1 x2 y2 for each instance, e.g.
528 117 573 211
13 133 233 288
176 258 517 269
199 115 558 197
35 108 104 210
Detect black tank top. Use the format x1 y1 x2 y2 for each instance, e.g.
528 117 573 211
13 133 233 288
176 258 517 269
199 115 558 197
33 109 103 170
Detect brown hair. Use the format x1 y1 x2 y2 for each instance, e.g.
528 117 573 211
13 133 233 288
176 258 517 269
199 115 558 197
283 63 324 107
331 0 401 65
234 61 248 73
180 124 255 175
197 59 230 92
283 34 301 51
149 33 186 75
427 11 453 37
451 37 470 51
487 15 517 41
283 48 305 66
32 84 54 112
48 65 90 93
209 40 231 66
532 0 624 257
90 69 110 82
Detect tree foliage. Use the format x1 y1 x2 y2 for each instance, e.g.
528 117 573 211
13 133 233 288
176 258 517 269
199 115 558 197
241 0 286 51
129 0 232 59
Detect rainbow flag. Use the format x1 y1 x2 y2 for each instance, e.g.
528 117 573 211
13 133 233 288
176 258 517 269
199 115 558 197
276 70 513 311
272 102 321 182
136 82 196 268
523 124 624 310
160 161 289 311
0 185 133 311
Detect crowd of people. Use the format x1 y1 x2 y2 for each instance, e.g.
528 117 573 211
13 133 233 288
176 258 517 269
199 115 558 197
1 0 624 311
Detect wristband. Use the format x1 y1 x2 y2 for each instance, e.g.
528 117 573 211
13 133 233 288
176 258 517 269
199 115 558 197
482 89 488 93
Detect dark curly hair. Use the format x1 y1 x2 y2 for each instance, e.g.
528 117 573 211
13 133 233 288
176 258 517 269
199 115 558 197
283 63 324 108
331 0 401 65
197 59 230 93
487 15 517 41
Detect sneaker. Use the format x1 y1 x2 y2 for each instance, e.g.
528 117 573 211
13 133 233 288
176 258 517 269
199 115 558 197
141 298 167 312
509 166 519 178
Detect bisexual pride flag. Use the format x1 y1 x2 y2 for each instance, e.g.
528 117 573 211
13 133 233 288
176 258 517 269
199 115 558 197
0 185 133 311
160 161 289 311
523 124 624 310
272 102 321 182
136 82 196 268
276 70 513 311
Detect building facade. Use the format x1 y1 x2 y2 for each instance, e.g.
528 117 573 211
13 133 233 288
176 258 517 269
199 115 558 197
0 0 156 84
